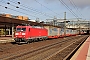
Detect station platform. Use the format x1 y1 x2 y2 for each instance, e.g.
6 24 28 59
71 36 90 60
0 36 14 43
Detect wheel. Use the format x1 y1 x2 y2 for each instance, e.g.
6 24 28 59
26 40 30 44
39 38 42 41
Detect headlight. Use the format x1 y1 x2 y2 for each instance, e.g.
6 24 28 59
15 33 19 35
22 33 25 35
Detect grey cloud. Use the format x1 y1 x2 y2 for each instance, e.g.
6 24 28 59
65 0 90 8
44 0 90 8
44 0 58 3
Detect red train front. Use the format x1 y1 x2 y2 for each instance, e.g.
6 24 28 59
14 26 48 43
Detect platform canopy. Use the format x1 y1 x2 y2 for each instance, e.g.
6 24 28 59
0 16 61 28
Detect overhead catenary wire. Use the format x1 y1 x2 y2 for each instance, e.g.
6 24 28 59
6 2 43 17
58 0 80 20
7 0 54 18
34 0 62 18
68 0 85 19
71 0 85 18
0 0 54 20
0 0 39 18
0 4 37 18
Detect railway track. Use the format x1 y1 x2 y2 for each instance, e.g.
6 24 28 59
0 43 18 52
0 35 89 60
48 35 88 60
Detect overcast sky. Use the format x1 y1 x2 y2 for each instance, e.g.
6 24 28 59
0 0 90 21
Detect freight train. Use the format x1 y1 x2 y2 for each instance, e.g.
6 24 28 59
14 25 81 43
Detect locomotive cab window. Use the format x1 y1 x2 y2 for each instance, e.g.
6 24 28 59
16 28 21 31
22 28 26 31
16 28 26 31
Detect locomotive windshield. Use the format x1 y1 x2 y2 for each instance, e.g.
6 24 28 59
16 28 26 31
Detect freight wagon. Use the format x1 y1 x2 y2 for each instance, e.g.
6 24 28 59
44 26 60 38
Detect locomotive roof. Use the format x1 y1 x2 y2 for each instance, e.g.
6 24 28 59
16 25 45 29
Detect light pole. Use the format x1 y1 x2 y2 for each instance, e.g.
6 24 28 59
64 12 66 36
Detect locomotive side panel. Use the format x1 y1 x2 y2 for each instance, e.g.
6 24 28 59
30 28 48 37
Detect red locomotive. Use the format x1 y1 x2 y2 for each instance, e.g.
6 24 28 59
14 26 48 43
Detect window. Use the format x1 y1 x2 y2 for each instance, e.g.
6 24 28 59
22 28 26 31
16 28 26 31
11 15 17 18
16 28 21 31
29 28 30 31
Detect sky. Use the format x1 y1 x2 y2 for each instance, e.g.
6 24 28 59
0 0 90 21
